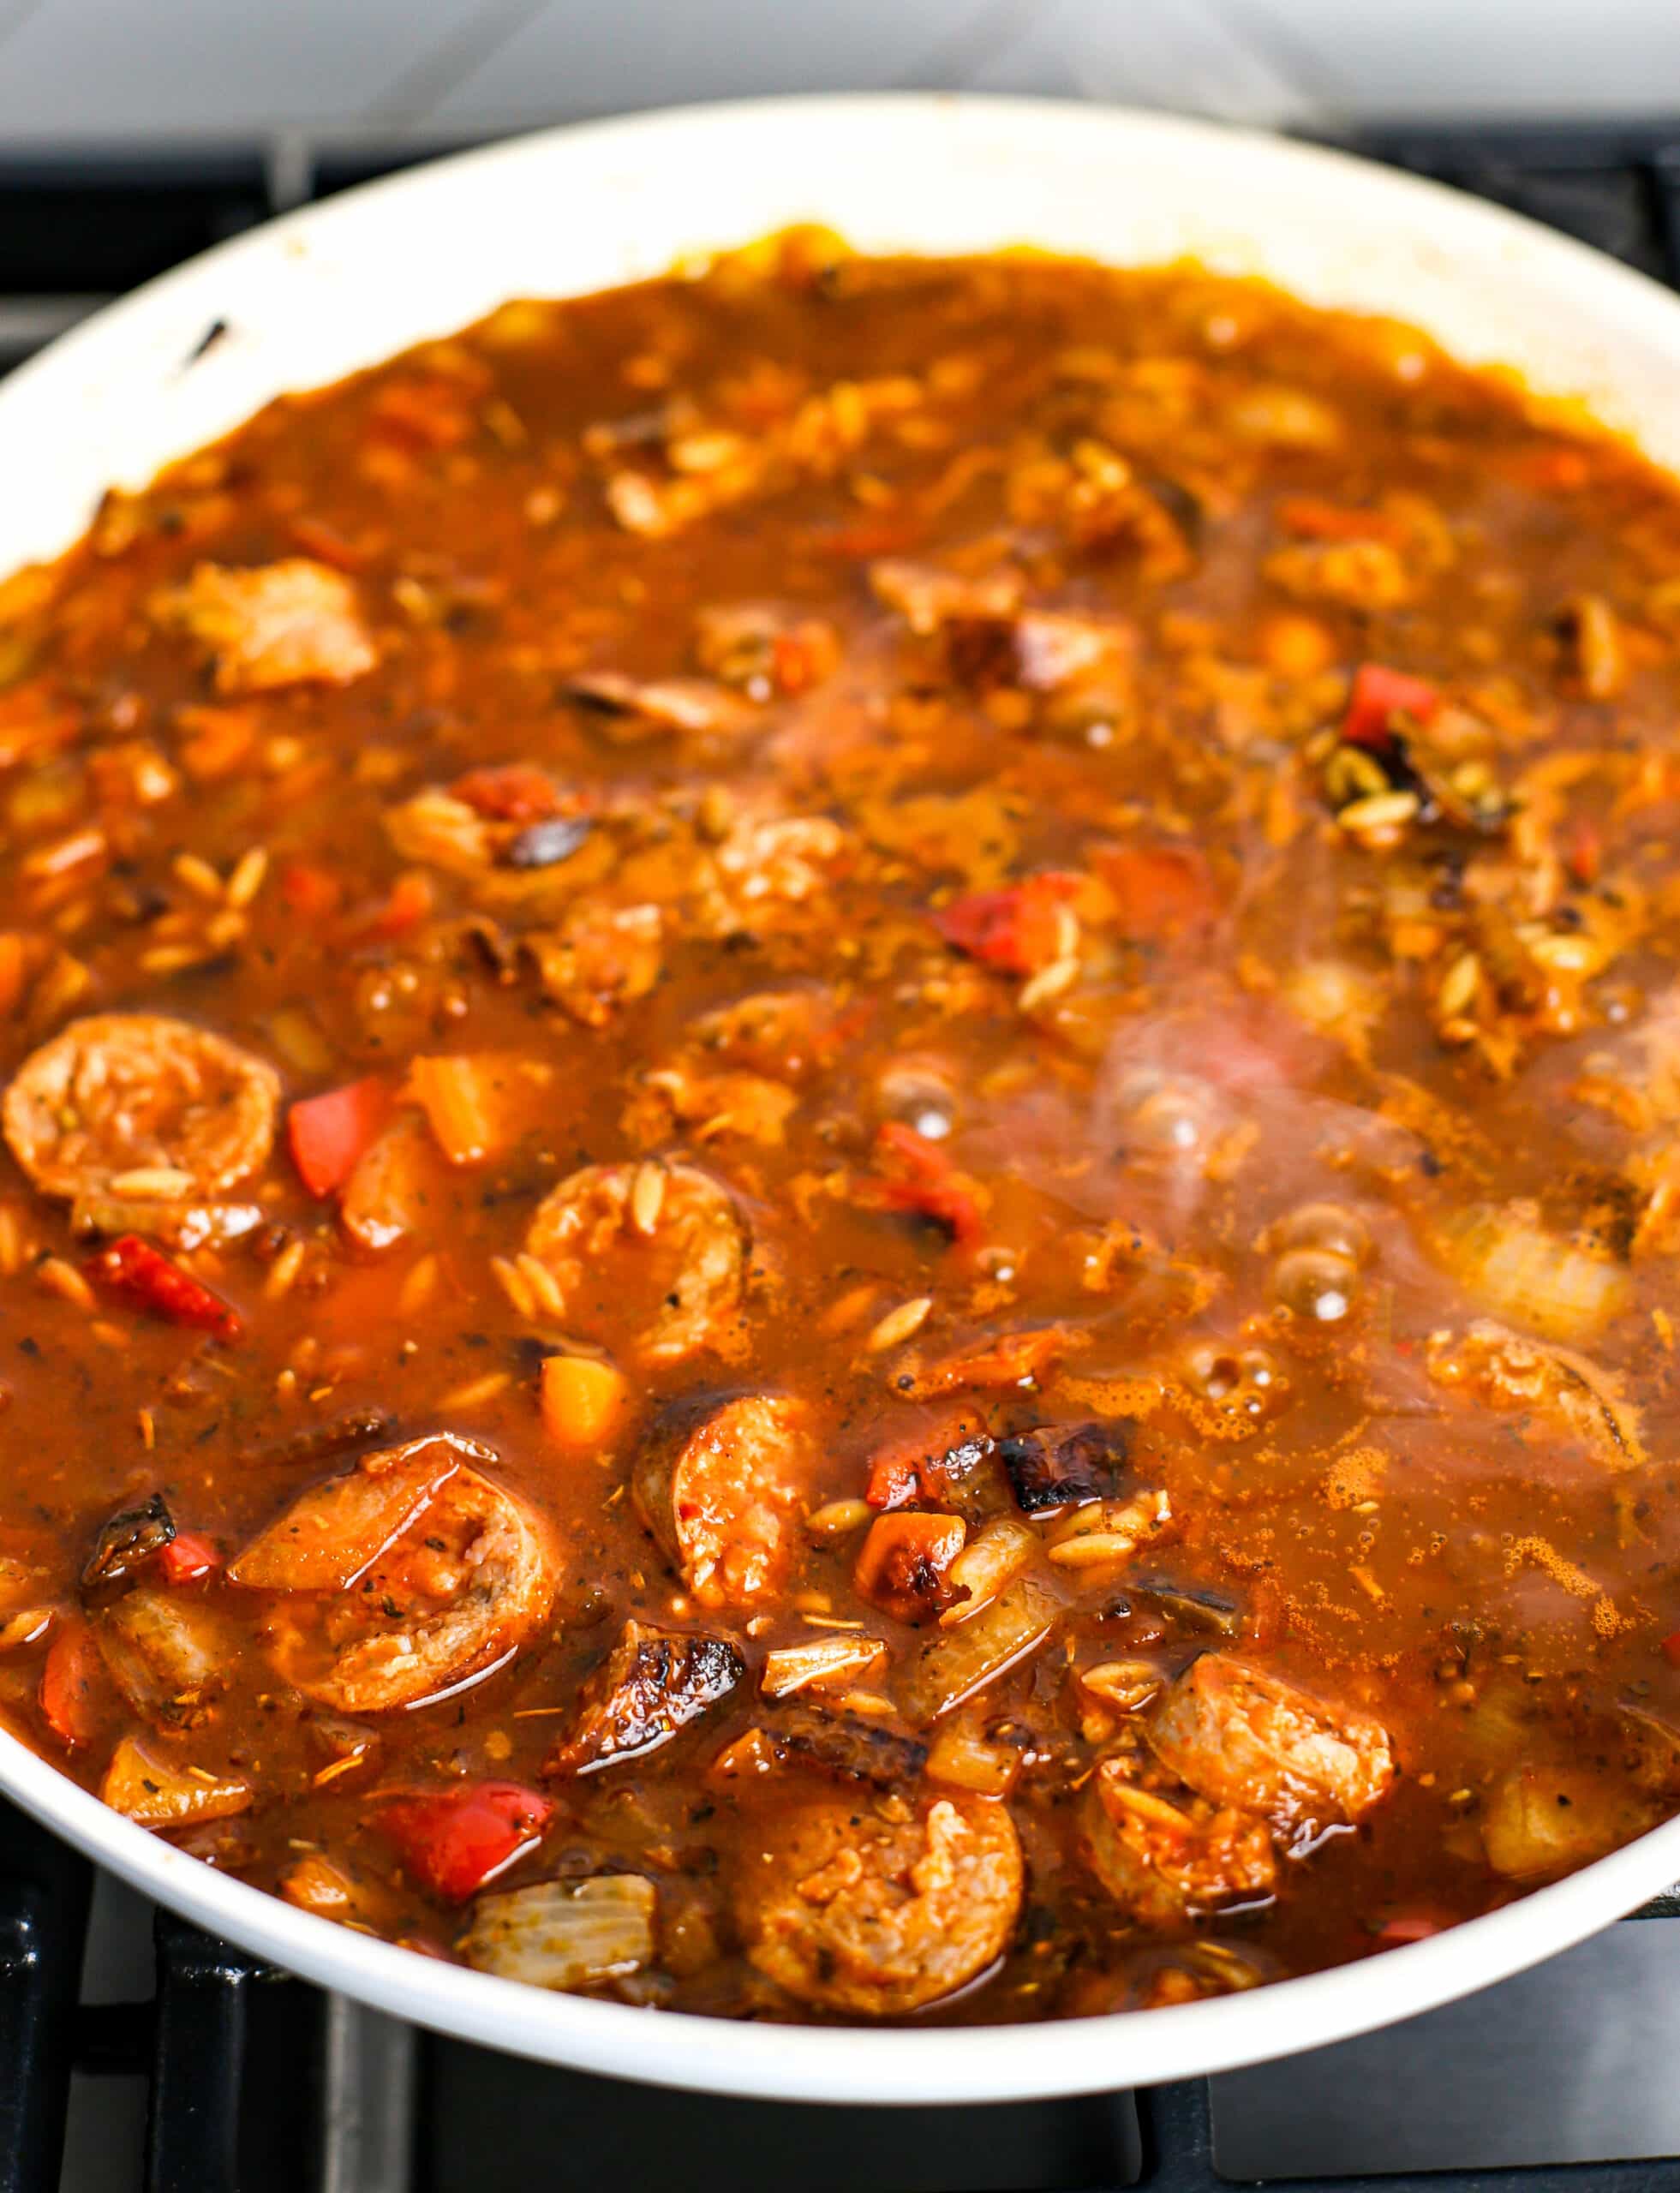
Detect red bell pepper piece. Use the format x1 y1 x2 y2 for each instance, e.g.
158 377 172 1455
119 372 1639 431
1660 1629 1680 1668
773 631 815 695
288 1079 392 1198
39 1623 102 1748
85 1236 240 1341
932 872 1081 976
876 1121 951 1184
155 1530 222 1586
1340 662 1440 750
770 625 837 696
864 1449 920 1510
450 764 565 823
864 1122 984 1245
374 1781 554 1902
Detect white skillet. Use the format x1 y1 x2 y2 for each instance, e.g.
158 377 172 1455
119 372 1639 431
0 93 1677 2102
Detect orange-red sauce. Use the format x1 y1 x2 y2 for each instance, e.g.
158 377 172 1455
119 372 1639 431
0 242 1677 2022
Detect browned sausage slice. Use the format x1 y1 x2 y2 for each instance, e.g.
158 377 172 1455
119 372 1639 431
633 1392 812 1610
4 1013 279 1203
545 1620 743 1776
1146 1655 1394 1831
738 1793 1021 2015
293 1465 557 1715
765 1703 928 1792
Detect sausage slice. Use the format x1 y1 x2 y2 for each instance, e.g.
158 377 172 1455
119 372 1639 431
1146 1654 1394 1831
738 1793 1021 2015
545 1620 743 1776
230 1437 559 1714
634 1392 812 1610
1082 1761 1276 1927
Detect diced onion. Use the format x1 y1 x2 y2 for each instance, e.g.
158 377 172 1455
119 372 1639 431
1434 1204 1633 1341
1480 1767 1647 1880
280 1851 385 1927
900 1575 1064 1727
100 1736 252 1828
761 1634 887 1699
96 1587 224 1718
832 1688 896 1718
458 1875 657 1991
925 1721 1023 1796
266 1006 336 1076
707 1729 780 1781
1095 1772 1195 1834
1181 1941 1266 1993
939 1518 1036 1628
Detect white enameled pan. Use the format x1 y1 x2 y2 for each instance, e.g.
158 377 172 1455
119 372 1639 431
0 94 1677 2103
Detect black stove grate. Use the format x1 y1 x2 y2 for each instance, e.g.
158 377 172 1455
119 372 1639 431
3 117 1680 2193
1344 121 1680 286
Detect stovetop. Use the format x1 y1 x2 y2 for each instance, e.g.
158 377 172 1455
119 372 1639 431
4 115 1680 2193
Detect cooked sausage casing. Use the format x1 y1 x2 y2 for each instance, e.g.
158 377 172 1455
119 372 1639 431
545 1619 743 1775
633 1391 813 1609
